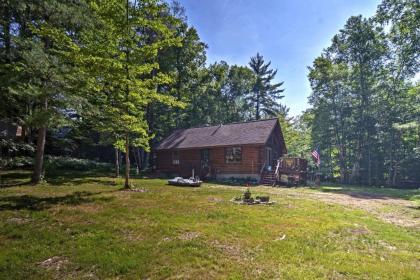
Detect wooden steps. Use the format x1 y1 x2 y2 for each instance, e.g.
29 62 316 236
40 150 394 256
260 170 277 186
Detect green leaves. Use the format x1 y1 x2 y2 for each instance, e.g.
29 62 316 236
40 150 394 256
308 1 420 185
278 113 312 160
70 0 185 157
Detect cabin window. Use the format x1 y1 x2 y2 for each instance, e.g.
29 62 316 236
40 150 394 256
172 151 180 165
225 147 242 163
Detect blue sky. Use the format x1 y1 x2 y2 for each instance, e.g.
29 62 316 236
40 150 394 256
177 0 381 116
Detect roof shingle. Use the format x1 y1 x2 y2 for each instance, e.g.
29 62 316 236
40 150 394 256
156 118 279 150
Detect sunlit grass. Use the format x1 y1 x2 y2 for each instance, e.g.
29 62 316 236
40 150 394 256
0 170 419 279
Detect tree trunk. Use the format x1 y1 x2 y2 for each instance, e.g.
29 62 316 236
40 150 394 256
124 132 130 189
338 138 347 184
350 140 362 185
137 148 142 171
123 0 131 189
368 146 372 185
255 91 260 120
387 131 395 187
144 151 150 170
31 99 48 184
115 147 120 177
140 149 146 170
392 162 398 186
32 126 46 184
331 94 348 184
132 147 139 175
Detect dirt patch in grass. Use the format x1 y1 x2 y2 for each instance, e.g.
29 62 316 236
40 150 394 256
305 191 419 228
161 237 172 243
123 232 145 242
210 240 243 261
207 196 223 203
347 227 370 235
159 232 201 244
7 217 31 224
39 256 70 271
120 188 147 193
378 240 397 251
178 231 200 241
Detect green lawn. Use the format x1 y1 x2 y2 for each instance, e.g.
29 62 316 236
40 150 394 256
0 170 419 279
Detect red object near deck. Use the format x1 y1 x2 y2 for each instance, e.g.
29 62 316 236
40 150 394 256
275 157 308 186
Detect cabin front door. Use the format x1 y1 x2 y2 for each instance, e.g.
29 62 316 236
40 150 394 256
266 147 273 169
200 149 210 178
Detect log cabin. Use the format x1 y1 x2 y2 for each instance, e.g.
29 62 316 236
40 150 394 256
155 118 287 182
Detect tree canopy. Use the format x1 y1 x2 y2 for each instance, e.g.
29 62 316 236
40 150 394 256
308 0 419 186
1 0 418 188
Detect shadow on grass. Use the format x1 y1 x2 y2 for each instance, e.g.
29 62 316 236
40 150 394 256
0 191 114 211
45 169 116 186
204 179 258 187
309 183 420 201
46 176 115 186
166 184 201 189
0 170 32 188
0 169 119 188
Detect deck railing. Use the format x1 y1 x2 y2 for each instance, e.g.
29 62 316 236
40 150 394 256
259 162 266 177
274 159 281 179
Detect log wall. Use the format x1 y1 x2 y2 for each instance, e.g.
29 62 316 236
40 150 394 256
156 145 265 178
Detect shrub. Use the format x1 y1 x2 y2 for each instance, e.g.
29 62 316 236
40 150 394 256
45 156 112 171
0 156 33 169
216 177 258 186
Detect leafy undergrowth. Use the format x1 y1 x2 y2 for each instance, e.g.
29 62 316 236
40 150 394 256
0 171 419 279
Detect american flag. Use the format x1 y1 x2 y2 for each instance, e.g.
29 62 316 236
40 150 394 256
311 148 320 167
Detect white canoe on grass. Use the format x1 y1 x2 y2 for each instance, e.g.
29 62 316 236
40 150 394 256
168 177 202 187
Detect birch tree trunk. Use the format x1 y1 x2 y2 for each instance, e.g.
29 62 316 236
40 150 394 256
115 147 120 178
32 98 48 184
124 132 130 188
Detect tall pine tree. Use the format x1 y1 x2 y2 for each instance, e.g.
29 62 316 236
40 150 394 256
248 53 285 120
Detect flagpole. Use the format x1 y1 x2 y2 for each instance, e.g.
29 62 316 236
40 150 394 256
311 147 321 187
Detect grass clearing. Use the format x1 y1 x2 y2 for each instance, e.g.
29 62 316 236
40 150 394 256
0 170 419 279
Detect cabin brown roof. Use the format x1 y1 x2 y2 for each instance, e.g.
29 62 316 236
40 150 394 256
156 118 280 150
